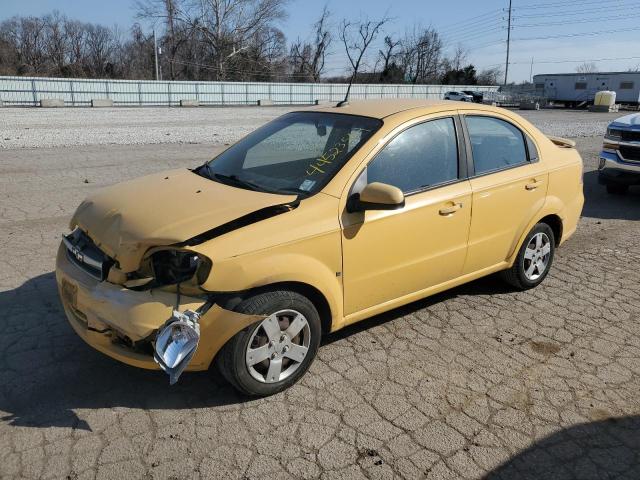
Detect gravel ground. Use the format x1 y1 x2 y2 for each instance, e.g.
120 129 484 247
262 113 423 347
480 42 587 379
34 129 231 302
1 111 640 479
0 106 624 150
0 106 293 149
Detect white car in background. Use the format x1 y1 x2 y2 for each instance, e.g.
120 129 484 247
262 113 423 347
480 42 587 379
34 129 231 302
444 91 474 102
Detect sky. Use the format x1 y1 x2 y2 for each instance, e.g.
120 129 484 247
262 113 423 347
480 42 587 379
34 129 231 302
3 0 640 82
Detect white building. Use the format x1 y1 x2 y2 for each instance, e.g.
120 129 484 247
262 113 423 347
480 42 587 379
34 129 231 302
533 72 640 106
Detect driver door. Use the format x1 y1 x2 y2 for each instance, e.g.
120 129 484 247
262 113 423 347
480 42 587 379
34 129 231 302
341 116 472 319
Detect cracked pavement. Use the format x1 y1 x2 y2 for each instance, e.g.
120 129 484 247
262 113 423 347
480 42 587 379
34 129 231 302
1 110 639 479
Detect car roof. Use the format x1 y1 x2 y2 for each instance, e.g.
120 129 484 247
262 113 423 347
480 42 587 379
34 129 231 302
295 99 496 120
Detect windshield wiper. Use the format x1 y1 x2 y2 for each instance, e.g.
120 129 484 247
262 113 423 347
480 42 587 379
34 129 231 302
276 187 311 196
212 173 266 192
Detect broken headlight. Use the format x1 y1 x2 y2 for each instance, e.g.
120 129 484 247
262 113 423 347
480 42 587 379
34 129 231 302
150 250 211 286
154 309 201 385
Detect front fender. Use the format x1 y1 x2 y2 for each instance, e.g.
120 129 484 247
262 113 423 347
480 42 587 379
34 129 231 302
201 248 343 331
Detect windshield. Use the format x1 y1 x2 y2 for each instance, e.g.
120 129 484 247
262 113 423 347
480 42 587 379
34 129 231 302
199 112 382 196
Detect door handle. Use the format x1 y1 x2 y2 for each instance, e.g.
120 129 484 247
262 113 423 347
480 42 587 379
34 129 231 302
439 202 463 216
525 179 544 190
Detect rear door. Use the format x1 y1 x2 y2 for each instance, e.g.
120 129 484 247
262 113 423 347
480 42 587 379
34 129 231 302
461 113 548 274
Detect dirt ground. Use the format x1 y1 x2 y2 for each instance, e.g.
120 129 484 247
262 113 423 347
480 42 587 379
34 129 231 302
1 110 639 479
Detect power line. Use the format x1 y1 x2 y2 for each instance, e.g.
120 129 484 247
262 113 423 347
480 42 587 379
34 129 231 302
513 0 634 11
443 26 506 45
512 2 640 19
439 9 502 31
438 21 505 42
513 25 640 41
440 14 503 36
509 55 640 65
513 0 636 9
514 12 639 28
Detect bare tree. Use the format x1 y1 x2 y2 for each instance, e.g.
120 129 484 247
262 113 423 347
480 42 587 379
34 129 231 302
377 35 400 72
191 0 288 80
340 15 390 101
400 26 442 84
576 62 598 74
477 66 503 86
43 11 67 74
289 6 331 82
5 16 48 74
84 24 118 76
64 19 88 76
135 0 191 79
449 45 467 71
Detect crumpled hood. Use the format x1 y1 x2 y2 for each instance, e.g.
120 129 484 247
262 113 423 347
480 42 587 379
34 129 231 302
610 113 640 129
70 169 296 272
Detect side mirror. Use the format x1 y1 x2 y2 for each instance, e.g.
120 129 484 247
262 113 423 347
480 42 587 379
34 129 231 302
347 182 405 213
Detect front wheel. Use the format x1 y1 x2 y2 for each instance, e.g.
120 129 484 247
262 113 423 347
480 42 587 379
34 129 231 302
501 223 555 290
216 290 321 396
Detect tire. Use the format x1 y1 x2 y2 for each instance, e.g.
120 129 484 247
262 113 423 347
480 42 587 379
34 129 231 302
216 290 321 396
501 223 555 290
606 183 628 195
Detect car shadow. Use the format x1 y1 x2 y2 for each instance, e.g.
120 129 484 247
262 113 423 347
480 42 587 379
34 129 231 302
0 270 517 431
485 415 640 479
322 273 515 346
581 170 640 221
0 272 249 431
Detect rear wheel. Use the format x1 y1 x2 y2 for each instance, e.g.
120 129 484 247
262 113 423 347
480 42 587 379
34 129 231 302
501 223 555 290
216 290 321 396
606 183 628 195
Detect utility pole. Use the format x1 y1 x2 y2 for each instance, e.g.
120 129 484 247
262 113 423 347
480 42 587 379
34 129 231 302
504 0 512 86
153 29 159 81
529 57 534 83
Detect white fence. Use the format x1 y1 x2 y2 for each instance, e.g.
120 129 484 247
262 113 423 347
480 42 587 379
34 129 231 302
0 76 499 107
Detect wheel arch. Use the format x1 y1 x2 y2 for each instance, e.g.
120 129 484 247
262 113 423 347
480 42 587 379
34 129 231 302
538 213 563 246
507 209 564 266
245 281 333 336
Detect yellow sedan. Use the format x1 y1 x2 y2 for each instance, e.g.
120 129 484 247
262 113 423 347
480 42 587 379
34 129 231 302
56 100 584 395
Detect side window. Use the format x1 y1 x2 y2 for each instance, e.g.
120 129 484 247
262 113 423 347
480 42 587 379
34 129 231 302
466 116 527 175
366 118 458 193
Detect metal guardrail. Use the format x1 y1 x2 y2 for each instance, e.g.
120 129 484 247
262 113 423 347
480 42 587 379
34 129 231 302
0 76 499 107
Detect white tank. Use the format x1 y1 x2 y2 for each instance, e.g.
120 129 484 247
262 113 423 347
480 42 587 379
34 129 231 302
595 90 616 106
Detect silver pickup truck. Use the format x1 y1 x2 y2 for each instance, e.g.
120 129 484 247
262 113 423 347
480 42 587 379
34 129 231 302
599 113 640 194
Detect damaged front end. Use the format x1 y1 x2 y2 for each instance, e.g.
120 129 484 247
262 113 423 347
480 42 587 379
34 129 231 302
56 240 265 385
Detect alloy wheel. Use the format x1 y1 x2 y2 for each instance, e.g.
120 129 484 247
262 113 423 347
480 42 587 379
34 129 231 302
523 232 551 281
245 309 311 383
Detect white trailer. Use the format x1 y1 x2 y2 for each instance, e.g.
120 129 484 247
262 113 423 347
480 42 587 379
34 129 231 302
533 72 640 106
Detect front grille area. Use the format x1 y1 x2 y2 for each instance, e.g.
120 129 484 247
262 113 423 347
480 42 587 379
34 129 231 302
619 146 640 162
620 130 640 142
63 228 113 281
